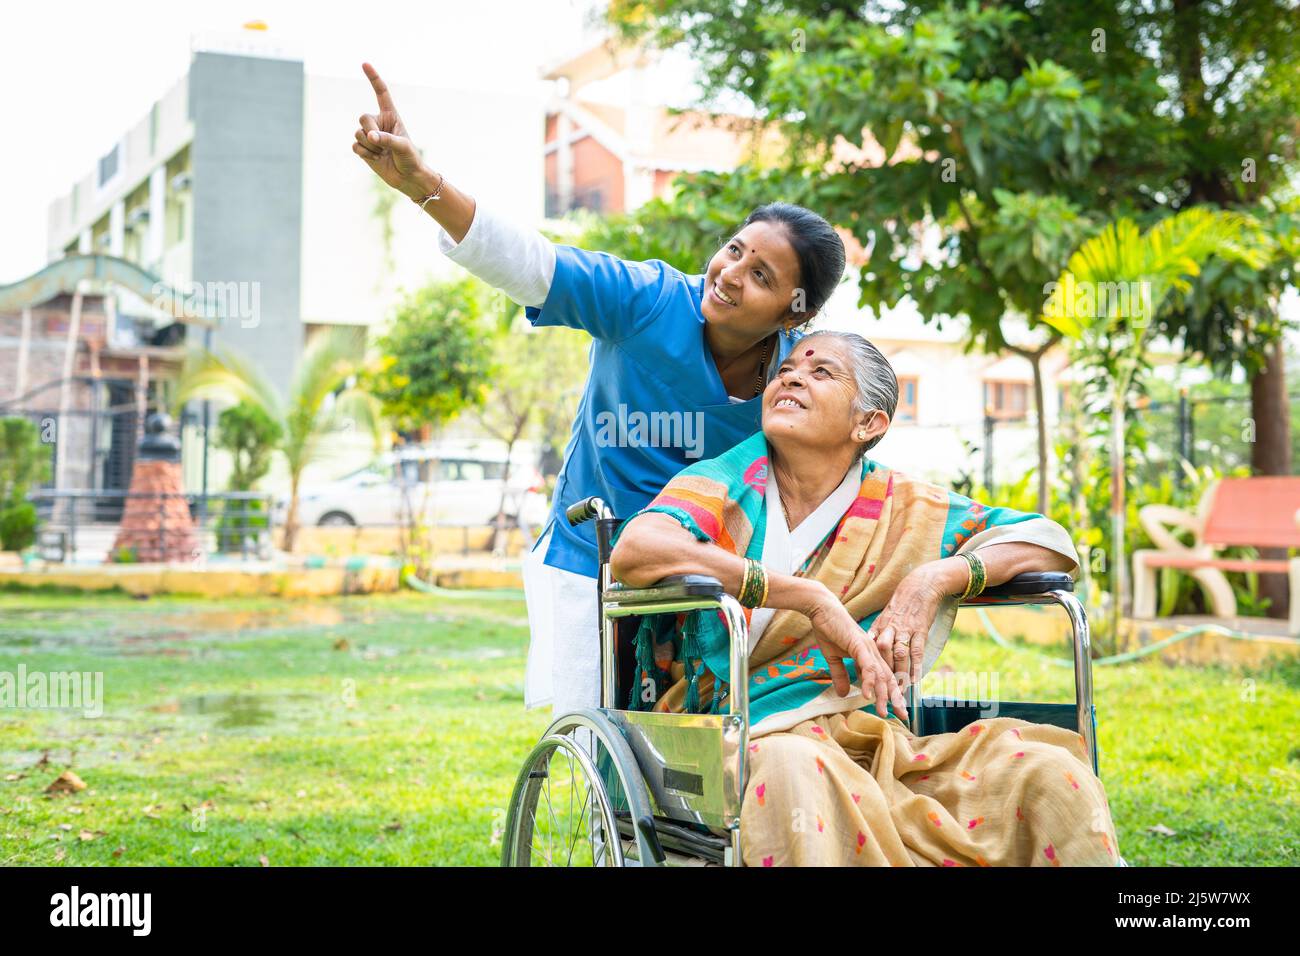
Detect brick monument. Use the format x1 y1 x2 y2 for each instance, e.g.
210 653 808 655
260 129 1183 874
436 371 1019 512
110 413 200 563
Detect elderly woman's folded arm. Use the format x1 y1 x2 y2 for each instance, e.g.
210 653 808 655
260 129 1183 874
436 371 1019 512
908 541 1078 598
610 512 828 616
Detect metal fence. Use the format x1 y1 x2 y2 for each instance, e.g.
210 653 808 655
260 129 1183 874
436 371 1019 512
29 490 275 564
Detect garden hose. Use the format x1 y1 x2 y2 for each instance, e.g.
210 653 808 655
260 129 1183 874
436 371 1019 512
401 570 524 601
972 606 1286 667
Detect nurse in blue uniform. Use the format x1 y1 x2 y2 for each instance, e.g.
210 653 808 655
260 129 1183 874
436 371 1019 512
353 63 848 715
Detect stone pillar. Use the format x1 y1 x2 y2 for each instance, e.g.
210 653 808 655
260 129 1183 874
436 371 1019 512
109 200 125 258
110 413 200 564
146 166 166 270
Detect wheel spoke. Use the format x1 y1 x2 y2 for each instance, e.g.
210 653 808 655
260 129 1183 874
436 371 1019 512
508 731 626 868
565 778 594 866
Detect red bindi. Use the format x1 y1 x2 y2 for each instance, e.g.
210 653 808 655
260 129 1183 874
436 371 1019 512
805 349 815 356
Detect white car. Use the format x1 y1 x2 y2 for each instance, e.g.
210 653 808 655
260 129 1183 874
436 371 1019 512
280 448 549 529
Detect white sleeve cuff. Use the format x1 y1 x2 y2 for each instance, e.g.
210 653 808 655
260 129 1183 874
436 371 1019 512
435 203 556 308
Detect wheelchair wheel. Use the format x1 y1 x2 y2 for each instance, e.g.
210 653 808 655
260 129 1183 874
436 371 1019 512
501 709 665 867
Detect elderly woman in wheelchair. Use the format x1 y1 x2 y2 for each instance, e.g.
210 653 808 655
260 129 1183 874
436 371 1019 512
502 330 1121 867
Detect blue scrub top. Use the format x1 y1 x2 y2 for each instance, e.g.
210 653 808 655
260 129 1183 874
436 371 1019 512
525 244 801 579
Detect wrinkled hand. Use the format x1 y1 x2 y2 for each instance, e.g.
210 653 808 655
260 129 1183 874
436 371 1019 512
867 567 948 692
807 593 908 722
353 63 425 195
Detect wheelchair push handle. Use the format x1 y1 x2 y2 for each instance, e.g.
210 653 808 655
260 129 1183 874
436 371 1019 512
567 496 614 526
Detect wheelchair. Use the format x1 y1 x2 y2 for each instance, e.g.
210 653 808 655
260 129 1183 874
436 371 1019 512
501 495 1106 867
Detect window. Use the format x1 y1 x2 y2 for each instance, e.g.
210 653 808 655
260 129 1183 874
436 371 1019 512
896 376 919 422
98 144 120 187
983 380 1030 420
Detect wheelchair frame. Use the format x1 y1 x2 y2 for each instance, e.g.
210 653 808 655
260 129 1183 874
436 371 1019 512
502 496 1098 867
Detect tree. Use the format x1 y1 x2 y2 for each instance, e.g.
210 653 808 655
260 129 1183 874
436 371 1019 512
473 309 592 553
210 400 283 554
176 327 382 553
213 401 282 493
1041 207 1267 634
361 276 496 576
0 417 51 551
604 0 1300 515
363 276 494 432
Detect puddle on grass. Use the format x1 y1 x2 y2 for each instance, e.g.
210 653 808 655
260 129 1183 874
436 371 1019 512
0 603 376 656
171 693 318 729
178 694 276 728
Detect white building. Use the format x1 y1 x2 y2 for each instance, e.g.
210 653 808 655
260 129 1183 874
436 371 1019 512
45 26 545 398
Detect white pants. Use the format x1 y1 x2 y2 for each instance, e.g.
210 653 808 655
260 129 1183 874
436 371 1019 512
521 524 601 716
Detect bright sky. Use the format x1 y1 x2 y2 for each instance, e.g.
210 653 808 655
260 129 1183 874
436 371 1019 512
0 0 606 284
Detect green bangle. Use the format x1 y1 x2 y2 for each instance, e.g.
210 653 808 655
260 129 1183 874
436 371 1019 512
739 558 767 608
959 551 986 599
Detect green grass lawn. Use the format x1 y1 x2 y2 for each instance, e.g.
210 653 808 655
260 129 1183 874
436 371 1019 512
0 589 1296 866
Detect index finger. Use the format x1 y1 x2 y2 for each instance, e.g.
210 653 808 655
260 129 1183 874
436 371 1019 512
362 62 397 112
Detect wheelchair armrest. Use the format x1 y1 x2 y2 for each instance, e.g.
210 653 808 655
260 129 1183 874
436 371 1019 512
605 574 725 604
962 571 1074 605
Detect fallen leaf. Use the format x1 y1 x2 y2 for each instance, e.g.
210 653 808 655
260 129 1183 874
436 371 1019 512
258 855 270 867
332 638 350 651
44 771 87 795
4 773 22 782
58 823 73 831
1148 823 1177 837
383 821 403 832
78 829 106 842
112 846 125 858
35 751 51 768
53 848 66 862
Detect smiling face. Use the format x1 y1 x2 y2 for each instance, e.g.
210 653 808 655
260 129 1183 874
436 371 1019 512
701 220 805 336
761 337 890 457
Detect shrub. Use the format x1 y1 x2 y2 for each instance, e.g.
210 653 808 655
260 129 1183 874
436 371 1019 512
0 501 38 551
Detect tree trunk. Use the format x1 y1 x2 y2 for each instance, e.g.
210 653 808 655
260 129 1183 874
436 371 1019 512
283 474 301 553
1249 338 1292 618
1029 348 1049 516
1109 387 1128 639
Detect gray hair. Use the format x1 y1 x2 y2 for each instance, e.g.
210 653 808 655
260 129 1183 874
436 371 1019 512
796 330 898 453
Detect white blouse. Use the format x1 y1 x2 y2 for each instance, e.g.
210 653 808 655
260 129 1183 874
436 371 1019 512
747 460 863 653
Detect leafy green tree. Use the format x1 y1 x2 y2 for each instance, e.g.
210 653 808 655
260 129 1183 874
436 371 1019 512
1041 206 1267 632
0 417 51 551
362 275 494 433
360 276 497 576
177 327 382 553
473 311 591 552
210 401 283 554
604 0 1300 517
0 416 50 504
213 401 283 492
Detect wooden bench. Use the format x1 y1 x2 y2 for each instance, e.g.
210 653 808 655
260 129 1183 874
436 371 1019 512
1132 477 1300 635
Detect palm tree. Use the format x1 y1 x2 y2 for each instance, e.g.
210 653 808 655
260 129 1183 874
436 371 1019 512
1041 207 1269 635
176 327 383 552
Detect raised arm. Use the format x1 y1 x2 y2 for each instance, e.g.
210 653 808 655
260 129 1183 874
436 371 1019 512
353 62 477 242
352 63 675 335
